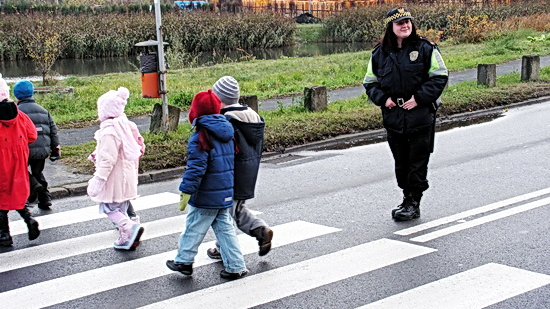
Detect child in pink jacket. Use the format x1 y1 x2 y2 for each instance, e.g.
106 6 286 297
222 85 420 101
87 87 145 250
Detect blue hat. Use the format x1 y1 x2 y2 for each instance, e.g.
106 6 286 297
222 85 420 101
14 80 34 100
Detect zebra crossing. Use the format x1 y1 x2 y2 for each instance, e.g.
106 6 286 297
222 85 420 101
1 190 549 309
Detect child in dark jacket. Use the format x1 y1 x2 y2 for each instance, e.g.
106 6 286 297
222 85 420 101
166 89 248 280
14 80 60 210
206 76 273 260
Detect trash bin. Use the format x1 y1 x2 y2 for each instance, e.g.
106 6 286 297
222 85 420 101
140 53 161 98
135 40 168 99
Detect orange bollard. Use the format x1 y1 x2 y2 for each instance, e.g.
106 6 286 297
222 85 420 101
141 72 161 98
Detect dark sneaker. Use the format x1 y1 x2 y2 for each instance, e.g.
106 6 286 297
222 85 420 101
37 202 52 210
37 192 52 210
0 233 13 247
166 260 193 275
27 218 40 241
252 226 274 256
206 247 222 260
393 200 420 221
220 269 248 280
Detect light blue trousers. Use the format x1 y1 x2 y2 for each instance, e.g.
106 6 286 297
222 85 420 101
175 206 247 273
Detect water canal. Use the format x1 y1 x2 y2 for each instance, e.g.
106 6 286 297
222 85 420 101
0 42 371 82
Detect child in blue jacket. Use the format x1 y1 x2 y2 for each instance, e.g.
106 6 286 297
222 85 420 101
166 89 248 280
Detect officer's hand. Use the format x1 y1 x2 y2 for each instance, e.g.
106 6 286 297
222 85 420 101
402 96 418 110
179 193 191 211
385 97 396 109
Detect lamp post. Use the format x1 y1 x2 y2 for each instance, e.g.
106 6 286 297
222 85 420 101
154 0 169 133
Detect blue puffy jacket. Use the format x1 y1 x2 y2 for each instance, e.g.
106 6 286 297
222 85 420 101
179 114 234 209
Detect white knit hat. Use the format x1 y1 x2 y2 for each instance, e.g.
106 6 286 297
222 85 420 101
97 87 130 121
212 76 240 105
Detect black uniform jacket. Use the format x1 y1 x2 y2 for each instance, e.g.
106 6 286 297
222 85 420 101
363 38 448 134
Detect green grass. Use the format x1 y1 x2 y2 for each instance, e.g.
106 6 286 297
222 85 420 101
295 24 324 43
62 66 550 175
25 28 550 128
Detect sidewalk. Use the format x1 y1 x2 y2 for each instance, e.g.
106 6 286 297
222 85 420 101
46 55 550 199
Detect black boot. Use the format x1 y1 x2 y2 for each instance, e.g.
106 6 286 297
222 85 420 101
16 207 40 240
393 196 421 222
391 196 409 219
37 191 52 210
0 211 13 247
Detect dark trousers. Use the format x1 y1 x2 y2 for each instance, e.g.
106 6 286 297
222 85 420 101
386 127 433 199
29 158 50 202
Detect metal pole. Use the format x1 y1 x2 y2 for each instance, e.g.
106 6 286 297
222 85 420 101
154 0 169 133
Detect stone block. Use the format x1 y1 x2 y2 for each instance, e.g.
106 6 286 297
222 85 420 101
239 95 259 113
521 55 540 82
150 103 181 133
303 86 328 111
477 64 496 87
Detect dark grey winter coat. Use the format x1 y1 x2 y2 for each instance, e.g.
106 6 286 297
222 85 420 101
17 98 59 160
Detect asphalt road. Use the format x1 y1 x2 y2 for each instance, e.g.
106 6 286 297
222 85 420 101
1 100 548 308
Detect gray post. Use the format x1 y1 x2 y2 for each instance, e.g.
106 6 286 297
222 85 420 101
154 0 169 133
303 85 328 111
477 64 496 87
239 95 259 113
521 55 540 82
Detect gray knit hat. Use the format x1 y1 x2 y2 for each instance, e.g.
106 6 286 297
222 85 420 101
212 76 240 105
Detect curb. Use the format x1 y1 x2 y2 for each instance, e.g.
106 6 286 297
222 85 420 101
50 96 550 200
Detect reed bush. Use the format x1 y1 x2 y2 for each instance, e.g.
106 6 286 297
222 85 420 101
0 11 295 61
320 0 550 43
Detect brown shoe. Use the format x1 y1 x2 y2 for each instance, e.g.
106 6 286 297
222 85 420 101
252 227 273 256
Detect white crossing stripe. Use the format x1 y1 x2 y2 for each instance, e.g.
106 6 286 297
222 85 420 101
411 197 550 242
0 221 341 309
395 186 550 236
357 263 550 309
139 239 436 309
0 209 259 274
10 192 179 236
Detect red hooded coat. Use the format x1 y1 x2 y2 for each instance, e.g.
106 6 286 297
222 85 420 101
0 102 37 210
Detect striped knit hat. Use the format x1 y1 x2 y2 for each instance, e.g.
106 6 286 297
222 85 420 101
212 76 240 105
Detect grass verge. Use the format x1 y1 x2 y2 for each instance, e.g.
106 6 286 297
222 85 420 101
62 67 550 175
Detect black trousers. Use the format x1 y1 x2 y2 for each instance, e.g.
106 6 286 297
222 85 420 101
386 127 433 199
29 159 50 202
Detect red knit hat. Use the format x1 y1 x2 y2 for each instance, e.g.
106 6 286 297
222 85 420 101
188 89 221 124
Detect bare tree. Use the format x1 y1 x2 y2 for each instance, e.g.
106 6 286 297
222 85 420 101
22 18 65 85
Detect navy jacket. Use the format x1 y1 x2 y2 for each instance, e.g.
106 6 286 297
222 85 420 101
17 98 59 159
179 114 234 209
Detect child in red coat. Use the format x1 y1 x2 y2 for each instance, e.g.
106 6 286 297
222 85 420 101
0 76 40 246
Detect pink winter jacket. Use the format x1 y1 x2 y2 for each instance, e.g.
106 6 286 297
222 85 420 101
90 122 143 203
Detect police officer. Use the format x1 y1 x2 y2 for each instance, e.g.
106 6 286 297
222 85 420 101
363 7 448 221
